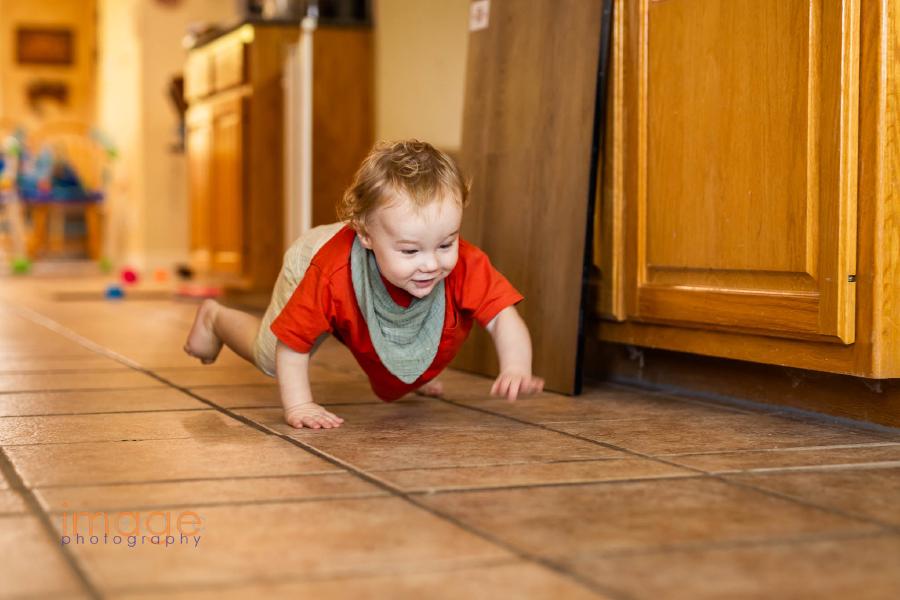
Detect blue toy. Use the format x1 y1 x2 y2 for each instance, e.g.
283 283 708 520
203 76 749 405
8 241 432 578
104 284 124 300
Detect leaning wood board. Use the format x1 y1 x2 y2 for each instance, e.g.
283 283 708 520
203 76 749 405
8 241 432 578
452 0 604 394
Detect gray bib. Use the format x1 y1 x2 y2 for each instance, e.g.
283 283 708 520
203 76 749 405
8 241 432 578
350 236 445 383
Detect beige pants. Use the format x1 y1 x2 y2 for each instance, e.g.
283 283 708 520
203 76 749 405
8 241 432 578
252 222 346 376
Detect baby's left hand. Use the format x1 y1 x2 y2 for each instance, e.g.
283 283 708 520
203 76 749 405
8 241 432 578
490 370 544 402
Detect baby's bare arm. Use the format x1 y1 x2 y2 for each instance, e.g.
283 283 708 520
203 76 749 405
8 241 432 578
275 341 344 429
485 306 545 401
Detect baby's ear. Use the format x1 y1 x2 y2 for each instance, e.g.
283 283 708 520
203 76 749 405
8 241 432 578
353 222 374 249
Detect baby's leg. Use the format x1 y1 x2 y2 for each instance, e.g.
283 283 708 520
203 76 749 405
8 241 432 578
184 299 260 365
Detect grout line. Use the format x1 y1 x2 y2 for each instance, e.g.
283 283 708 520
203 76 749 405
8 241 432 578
97 556 525 597
0 385 183 397
0 385 165 394
609 376 900 437
43 492 391 516
402 473 701 496
33 471 347 489
7 304 617 599
0 448 102 599
1 433 257 448
0 407 211 419
708 460 900 475
717 476 900 534
564 529 899 562
371 456 636 473
436 397 900 533
658 441 900 457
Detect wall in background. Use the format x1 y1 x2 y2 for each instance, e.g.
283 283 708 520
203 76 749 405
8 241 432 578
374 0 469 151
95 0 238 268
93 0 469 269
0 0 97 125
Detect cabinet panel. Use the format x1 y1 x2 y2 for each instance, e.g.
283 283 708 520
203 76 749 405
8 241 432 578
213 40 247 92
210 96 245 276
187 105 212 269
624 0 859 343
185 52 212 102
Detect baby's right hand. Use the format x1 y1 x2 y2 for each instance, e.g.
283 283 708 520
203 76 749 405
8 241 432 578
283 402 344 429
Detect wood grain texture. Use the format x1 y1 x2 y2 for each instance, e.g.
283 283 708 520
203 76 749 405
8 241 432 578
452 0 604 394
311 27 374 226
594 0 900 378
186 25 372 293
625 0 859 343
595 0 627 321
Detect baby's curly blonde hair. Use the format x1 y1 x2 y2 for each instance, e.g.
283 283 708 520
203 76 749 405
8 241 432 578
337 139 470 232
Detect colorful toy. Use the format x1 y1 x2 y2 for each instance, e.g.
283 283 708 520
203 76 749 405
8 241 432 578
104 284 125 299
175 264 194 280
120 267 138 284
0 132 28 269
10 257 30 274
153 267 169 282
175 282 223 299
98 256 113 273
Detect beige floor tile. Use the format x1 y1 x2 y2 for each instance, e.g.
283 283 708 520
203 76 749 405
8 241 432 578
6 433 337 487
0 409 253 445
0 370 164 393
451 385 740 424
191 381 381 409
127 348 251 370
0 354 129 373
0 489 28 514
420 478 876 559
153 367 276 387
58 498 511 593
111 561 604 600
0 387 205 416
374 458 693 493
239 407 623 471
37 473 384 512
669 443 900 473
729 466 900 526
0 515 85 597
552 413 895 456
565 534 900 600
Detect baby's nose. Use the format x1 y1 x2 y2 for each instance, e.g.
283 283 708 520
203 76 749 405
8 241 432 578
421 254 439 272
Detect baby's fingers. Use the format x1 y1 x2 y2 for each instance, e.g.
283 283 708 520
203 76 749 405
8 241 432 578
506 377 522 403
491 374 508 397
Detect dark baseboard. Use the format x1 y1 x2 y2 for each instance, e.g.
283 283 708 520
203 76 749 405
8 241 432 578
583 336 900 430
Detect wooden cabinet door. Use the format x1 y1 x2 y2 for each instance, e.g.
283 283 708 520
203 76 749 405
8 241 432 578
210 96 245 276
187 104 213 271
622 0 859 344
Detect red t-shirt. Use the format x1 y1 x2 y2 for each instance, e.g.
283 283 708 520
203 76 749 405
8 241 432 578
270 225 524 401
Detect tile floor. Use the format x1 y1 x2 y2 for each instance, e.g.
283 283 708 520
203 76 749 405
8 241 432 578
0 274 899 599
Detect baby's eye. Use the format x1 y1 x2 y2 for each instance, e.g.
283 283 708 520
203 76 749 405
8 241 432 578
400 249 418 255
439 243 453 250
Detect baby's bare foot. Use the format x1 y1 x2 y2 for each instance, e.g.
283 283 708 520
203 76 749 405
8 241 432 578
284 402 344 429
414 379 444 398
183 299 223 365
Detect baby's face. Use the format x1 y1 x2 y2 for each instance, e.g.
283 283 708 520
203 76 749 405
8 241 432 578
357 194 463 299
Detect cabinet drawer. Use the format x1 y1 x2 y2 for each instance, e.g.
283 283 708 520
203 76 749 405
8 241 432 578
213 40 247 92
184 51 212 101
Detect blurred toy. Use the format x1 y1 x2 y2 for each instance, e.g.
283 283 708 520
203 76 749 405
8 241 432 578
0 133 28 269
153 267 169 282
175 263 194 280
98 256 113 273
175 282 223 299
120 267 139 284
104 284 125 300
10 256 30 274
